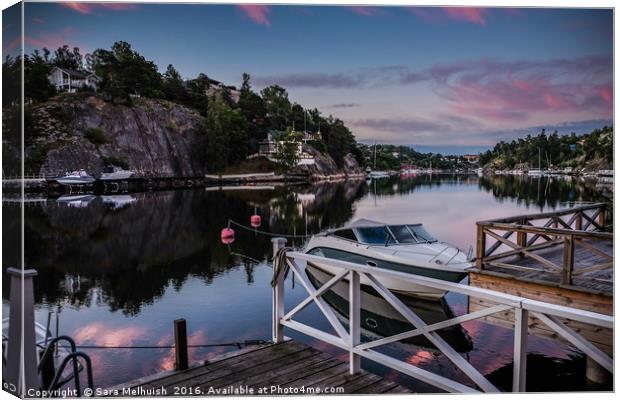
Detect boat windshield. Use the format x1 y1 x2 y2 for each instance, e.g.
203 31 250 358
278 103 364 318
408 224 437 243
355 226 394 245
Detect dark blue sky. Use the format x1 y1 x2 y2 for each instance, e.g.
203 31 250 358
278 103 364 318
3 3 613 153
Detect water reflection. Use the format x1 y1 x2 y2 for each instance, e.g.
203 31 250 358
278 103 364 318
1 174 612 390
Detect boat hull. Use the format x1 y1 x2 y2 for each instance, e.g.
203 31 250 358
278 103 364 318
307 258 461 300
100 171 134 180
56 177 95 185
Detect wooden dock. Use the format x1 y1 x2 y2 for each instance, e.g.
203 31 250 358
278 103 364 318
468 203 613 356
106 340 411 396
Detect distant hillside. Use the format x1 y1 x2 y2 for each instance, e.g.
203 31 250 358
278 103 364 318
478 127 613 171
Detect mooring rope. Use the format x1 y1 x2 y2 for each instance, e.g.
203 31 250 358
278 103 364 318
271 246 294 287
228 219 314 239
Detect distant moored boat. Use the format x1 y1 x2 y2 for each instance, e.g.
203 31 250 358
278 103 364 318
56 169 96 185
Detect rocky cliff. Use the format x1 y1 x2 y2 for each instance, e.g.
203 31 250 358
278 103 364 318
7 94 361 179
20 94 205 177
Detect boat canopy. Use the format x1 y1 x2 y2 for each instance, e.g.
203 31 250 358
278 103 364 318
331 220 437 245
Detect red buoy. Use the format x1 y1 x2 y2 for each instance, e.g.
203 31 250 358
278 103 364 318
221 227 235 244
250 214 262 228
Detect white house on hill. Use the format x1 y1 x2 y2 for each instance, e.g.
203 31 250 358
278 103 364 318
48 66 101 93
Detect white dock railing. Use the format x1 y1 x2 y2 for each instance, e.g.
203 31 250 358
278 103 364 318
271 239 613 393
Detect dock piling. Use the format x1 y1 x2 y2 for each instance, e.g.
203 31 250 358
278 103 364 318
174 319 188 371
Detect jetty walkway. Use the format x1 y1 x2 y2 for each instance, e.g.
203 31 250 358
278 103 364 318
104 341 410 396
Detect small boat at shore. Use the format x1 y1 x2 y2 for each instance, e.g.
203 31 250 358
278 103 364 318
100 166 135 180
56 170 95 185
304 219 471 300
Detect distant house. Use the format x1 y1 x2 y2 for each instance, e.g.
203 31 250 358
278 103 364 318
257 131 315 165
48 66 101 93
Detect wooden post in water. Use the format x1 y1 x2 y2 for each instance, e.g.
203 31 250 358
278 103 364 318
562 235 574 285
476 224 486 269
5 268 39 395
174 319 188 371
272 237 287 343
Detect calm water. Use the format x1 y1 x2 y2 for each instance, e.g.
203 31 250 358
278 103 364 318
2 174 612 392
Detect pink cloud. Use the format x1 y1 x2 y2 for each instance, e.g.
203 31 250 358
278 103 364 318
22 27 80 51
236 5 271 26
410 7 489 25
443 7 488 25
59 2 137 15
348 6 378 17
32 17 45 24
431 56 613 122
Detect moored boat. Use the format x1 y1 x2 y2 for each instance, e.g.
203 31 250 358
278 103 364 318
100 166 135 180
56 170 95 185
304 219 471 300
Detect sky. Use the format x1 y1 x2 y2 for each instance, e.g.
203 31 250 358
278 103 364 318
2 2 614 154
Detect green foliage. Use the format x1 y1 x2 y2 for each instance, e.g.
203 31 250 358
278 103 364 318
274 128 303 170
261 85 291 131
52 45 83 70
479 127 613 169
3 53 57 105
196 96 249 172
85 127 107 146
89 41 164 101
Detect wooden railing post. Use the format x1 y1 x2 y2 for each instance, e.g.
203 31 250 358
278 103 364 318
575 211 583 231
562 235 574 285
349 271 361 375
174 319 188 371
512 308 529 392
476 224 486 269
598 206 606 231
516 220 527 258
272 237 287 343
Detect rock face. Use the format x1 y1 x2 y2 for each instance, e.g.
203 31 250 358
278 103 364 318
27 95 205 177
295 144 363 178
17 94 362 179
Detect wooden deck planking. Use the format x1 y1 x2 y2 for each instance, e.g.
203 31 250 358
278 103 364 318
109 341 411 395
478 238 613 295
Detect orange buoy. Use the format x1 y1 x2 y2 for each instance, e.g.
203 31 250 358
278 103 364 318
221 227 235 244
250 214 262 228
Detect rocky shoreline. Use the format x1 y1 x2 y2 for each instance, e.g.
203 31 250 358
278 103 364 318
2 172 368 195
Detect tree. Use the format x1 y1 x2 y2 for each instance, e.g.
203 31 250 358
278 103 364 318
52 45 83 70
274 128 302 170
238 73 267 153
261 85 291 131
87 41 164 101
197 96 248 172
162 64 187 103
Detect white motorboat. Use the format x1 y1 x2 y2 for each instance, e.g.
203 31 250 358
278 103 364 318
306 265 472 351
100 166 135 180
368 170 390 179
304 219 471 300
56 170 95 185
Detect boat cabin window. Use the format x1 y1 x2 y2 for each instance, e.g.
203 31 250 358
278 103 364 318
355 226 395 245
389 225 419 243
333 229 357 241
408 224 437 243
